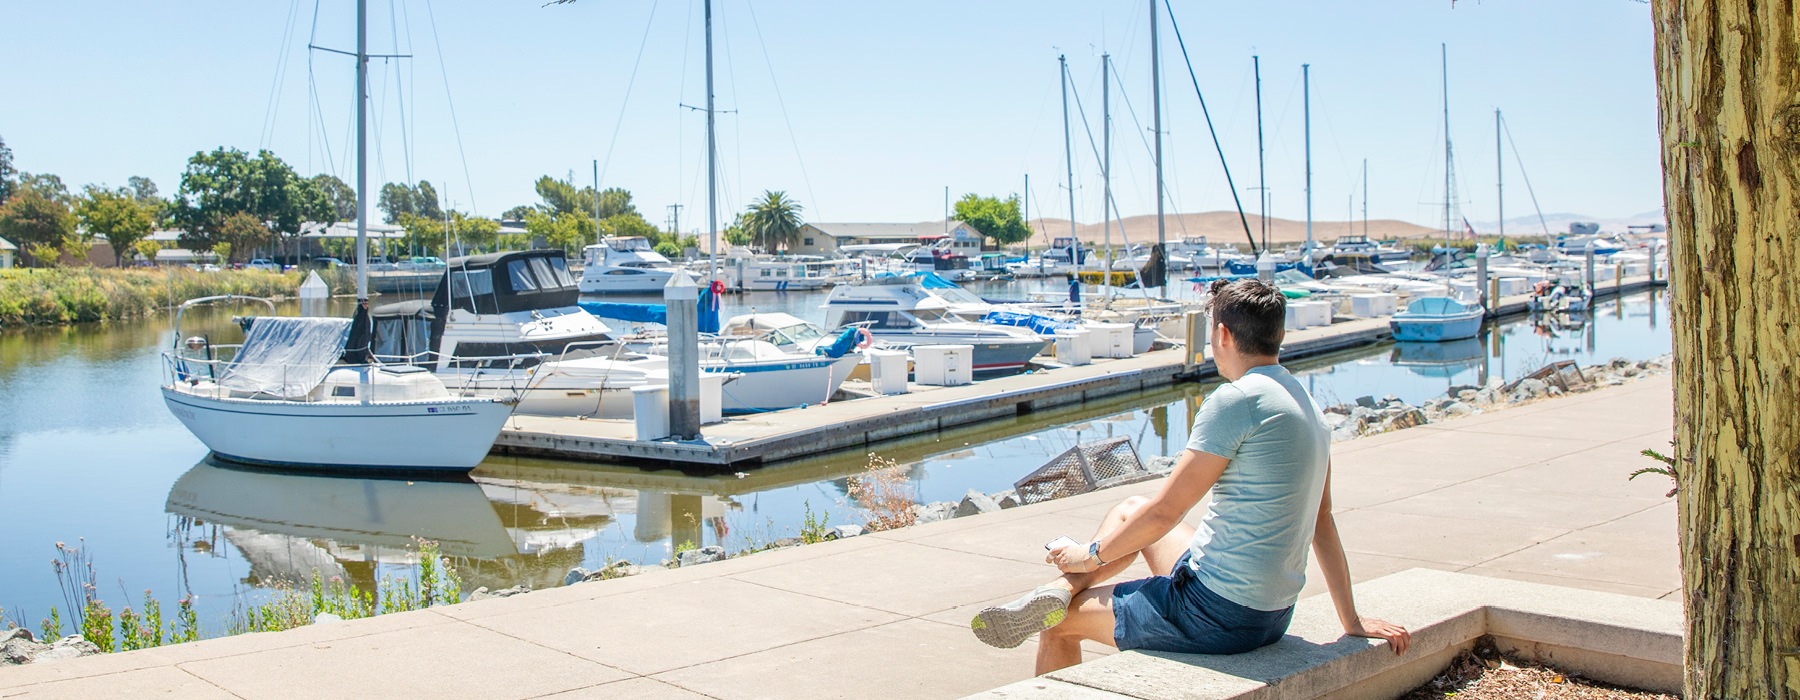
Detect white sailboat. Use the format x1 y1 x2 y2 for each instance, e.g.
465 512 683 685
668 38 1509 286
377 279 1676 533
159 0 512 473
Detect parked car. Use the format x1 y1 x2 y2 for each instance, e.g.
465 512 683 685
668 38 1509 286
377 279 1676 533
397 256 447 272
247 259 282 272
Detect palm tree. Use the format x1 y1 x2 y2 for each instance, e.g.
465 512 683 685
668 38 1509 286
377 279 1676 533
741 190 804 252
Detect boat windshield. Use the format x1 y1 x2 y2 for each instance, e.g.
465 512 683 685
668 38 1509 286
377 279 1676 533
606 237 653 252
772 324 824 345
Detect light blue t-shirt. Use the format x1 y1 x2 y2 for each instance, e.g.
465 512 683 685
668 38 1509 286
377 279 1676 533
1184 364 1330 611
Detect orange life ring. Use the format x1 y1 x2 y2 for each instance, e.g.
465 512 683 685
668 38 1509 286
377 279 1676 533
855 327 875 349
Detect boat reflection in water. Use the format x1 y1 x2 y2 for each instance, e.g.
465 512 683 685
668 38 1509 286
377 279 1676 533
1388 337 1486 379
164 458 758 597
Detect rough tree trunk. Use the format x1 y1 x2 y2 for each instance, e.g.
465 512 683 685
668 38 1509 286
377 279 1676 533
1650 2 1800 697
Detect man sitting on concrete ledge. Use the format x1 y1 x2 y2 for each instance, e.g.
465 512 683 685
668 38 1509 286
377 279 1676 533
971 278 1411 674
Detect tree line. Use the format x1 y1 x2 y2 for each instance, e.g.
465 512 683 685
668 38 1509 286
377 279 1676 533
2 135 1033 269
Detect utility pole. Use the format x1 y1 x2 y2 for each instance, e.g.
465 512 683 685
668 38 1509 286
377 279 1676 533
668 203 684 239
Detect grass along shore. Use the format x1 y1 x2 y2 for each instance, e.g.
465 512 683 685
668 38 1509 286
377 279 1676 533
0 267 333 328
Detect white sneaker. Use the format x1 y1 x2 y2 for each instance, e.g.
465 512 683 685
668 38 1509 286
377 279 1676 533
970 585 1072 649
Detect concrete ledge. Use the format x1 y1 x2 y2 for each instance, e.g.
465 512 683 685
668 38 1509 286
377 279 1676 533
966 569 1683 700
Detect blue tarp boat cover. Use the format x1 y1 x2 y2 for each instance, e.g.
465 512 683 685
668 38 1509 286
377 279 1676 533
981 310 1078 336
579 285 722 334
815 327 861 358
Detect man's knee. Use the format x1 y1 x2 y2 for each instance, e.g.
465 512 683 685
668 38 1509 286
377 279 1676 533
1112 495 1150 518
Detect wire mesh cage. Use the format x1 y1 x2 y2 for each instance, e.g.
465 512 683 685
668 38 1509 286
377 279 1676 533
1013 437 1155 506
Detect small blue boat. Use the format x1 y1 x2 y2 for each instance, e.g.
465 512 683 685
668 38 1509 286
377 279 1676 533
1389 296 1484 342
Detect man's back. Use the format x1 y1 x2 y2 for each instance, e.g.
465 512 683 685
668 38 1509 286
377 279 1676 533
1184 364 1331 612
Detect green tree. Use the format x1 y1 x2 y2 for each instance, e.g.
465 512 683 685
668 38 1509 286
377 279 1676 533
0 188 78 266
311 174 357 222
741 190 804 252
378 180 441 224
77 186 156 266
215 212 270 263
125 176 169 228
502 204 534 221
19 173 71 205
953 193 1030 247
455 213 499 253
170 148 331 259
532 177 638 219
525 210 590 257
0 135 16 205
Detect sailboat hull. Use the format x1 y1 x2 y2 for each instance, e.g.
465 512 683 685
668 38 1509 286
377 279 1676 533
162 388 513 472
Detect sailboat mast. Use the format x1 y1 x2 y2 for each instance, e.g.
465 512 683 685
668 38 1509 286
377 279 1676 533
1303 63 1312 261
1254 55 1266 252
1103 52 1112 291
1442 43 1450 255
1060 55 1075 270
355 0 369 302
705 0 718 280
1362 158 1368 239
1496 109 1504 243
1150 0 1164 291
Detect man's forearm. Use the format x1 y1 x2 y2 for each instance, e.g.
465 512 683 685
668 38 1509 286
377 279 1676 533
1312 512 1360 630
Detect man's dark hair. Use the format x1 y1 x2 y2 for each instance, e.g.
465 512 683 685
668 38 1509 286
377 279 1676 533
1207 279 1286 356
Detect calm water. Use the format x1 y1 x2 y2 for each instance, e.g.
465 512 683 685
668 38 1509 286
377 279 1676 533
0 284 1670 636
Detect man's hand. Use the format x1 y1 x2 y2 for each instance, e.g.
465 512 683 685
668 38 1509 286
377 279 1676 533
1046 543 1098 573
1346 616 1410 655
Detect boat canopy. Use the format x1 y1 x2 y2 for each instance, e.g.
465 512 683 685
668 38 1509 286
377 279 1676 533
577 283 723 333
439 250 579 315
217 317 353 399
1404 297 1472 316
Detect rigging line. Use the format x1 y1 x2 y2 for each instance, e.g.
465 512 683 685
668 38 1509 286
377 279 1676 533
596 1 662 196
260 0 306 150
1159 0 1258 255
678 0 694 214
422 0 479 214
744 2 821 222
401 0 418 192
1066 63 1132 255
307 0 329 176
389 0 413 186
1500 116 1552 237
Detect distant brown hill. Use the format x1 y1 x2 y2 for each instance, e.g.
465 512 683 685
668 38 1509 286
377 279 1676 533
1025 212 1439 249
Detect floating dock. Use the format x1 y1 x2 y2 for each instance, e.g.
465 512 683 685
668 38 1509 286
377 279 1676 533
491 275 1665 470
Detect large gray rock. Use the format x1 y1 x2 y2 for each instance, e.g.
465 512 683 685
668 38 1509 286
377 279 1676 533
825 524 865 540
563 567 590 587
1438 401 1476 418
992 489 1022 509
956 489 1001 518
468 585 533 600
1354 395 1377 409
911 501 958 525
1510 377 1550 402
676 545 728 568
1381 408 1428 431
0 629 101 667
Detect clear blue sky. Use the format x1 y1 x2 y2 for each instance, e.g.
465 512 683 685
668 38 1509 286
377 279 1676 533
4 0 1661 233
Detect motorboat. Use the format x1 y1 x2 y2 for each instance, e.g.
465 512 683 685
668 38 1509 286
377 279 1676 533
1528 280 1592 313
369 250 661 418
1389 296 1484 342
1329 235 1412 264
718 312 879 389
161 296 514 472
578 236 680 294
821 278 1050 372
716 247 834 292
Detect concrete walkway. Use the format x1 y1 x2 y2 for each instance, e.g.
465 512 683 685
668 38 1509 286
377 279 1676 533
0 376 1678 700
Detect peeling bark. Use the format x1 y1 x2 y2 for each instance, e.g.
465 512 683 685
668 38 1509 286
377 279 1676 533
1652 1 1800 697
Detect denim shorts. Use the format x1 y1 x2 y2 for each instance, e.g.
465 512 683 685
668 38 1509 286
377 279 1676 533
1111 552 1294 654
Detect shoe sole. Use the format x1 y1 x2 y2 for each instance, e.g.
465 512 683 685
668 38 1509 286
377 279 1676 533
970 592 1068 649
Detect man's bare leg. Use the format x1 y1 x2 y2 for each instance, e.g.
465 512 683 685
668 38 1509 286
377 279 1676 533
1031 496 1196 673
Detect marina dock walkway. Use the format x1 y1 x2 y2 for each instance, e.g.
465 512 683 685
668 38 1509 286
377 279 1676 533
0 376 1679 700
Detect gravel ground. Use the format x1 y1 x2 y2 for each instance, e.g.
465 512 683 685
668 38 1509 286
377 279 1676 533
1401 638 1680 699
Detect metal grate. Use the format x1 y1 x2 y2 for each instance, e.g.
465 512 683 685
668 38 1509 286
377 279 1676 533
1013 437 1155 506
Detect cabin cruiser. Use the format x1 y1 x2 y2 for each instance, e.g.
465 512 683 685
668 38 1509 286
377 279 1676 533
371 250 662 418
715 247 834 292
1329 235 1411 264
821 277 1050 373
578 236 681 294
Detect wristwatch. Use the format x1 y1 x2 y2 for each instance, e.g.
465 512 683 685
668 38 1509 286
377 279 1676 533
1088 540 1108 566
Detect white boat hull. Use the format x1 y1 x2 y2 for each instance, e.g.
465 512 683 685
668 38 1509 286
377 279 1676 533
162 387 513 472
578 267 677 294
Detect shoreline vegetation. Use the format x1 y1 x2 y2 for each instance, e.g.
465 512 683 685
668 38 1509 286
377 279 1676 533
0 267 338 328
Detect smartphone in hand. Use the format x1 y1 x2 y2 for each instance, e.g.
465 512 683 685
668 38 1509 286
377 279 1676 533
1044 535 1079 551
